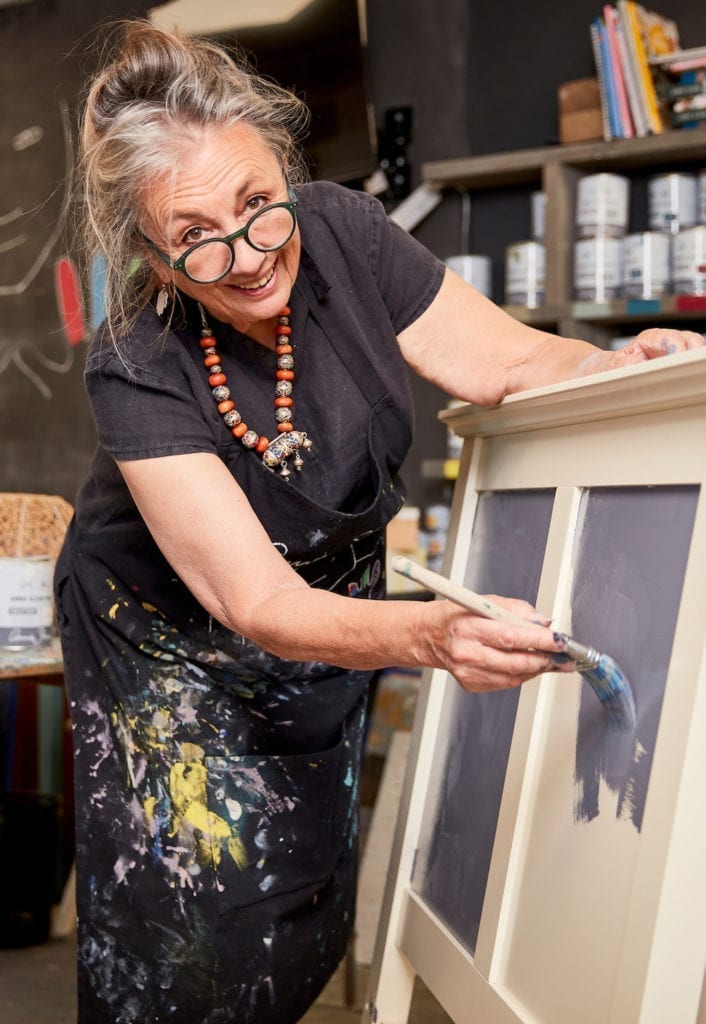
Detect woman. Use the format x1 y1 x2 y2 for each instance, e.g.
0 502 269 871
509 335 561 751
55 19 703 1024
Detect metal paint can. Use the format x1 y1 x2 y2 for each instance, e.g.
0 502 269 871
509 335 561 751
648 172 698 234
0 556 55 649
699 170 706 224
622 231 671 298
531 191 546 242
574 237 624 301
575 173 629 238
444 254 492 297
504 241 545 307
672 226 706 295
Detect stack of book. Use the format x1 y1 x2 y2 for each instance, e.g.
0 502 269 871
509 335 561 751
589 2 681 139
651 48 706 130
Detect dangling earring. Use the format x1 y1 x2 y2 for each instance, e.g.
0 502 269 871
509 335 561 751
155 283 170 317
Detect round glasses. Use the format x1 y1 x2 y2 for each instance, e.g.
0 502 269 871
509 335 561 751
149 192 298 284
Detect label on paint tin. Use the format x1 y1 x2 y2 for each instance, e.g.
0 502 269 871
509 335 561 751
648 173 698 235
444 254 492 297
576 173 629 239
699 170 706 225
574 237 624 301
504 241 545 307
0 556 55 649
623 231 671 298
672 226 706 295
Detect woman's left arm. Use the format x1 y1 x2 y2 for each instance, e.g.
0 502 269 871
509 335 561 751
398 268 705 405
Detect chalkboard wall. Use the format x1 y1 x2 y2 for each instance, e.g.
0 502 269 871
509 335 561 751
0 0 150 504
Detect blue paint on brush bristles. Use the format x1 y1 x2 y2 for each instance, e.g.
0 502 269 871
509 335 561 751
554 631 637 733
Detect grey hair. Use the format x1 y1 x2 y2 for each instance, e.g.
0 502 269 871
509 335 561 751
75 19 310 343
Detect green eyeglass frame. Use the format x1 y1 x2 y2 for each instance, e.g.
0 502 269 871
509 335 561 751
146 186 298 284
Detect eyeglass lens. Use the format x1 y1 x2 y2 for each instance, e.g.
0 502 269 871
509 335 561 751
183 206 295 282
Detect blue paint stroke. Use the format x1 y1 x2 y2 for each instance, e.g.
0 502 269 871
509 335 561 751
573 486 699 832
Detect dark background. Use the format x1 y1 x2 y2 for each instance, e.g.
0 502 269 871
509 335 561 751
1 0 704 507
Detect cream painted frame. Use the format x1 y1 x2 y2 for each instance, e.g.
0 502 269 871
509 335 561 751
363 348 706 1024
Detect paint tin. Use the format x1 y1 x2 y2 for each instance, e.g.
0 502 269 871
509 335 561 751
648 172 698 234
671 226 706 295
575 173 629 238
445 399 465 460
622 231 671 298
0 556 55 649
444 254 492 297
574 237 624 301
504 241 545 307
699 170 706 224
531 191 546 242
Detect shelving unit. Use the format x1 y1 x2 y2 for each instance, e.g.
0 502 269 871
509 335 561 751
422 127 706 346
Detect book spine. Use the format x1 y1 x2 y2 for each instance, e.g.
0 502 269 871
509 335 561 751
670 106 706 127
659 80 706 102
627 0 664 133
591 19 614 140
615 5 648 135
604 5 634 138
616 0 650 135
599 18 622 138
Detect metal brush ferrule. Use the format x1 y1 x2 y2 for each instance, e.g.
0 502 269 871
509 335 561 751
563 638 600 671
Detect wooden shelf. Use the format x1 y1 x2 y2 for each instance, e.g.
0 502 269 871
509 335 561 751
422 128 706 189
423 129 706 346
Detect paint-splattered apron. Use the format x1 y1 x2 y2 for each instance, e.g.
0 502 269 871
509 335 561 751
55 279 411 1024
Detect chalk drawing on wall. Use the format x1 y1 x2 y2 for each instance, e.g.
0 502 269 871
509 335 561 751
0 100 86 399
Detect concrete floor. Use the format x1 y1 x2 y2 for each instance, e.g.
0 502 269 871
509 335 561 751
0 932 453 1023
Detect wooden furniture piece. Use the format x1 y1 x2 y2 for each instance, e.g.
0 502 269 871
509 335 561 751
364 348 706 1024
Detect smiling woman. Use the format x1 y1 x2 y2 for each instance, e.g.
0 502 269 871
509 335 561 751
54 16 704 1024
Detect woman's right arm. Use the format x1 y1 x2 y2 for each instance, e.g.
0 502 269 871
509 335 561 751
118 451 568 693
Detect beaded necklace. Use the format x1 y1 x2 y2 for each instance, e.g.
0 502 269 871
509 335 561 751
198 303 313 478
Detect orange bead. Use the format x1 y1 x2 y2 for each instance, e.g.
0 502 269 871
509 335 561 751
199 336 216 349
277 325 292 336
275 396 293 408
276 369 295 381
232 422 248 438
277 422 294 433
217 400 235 414
279 305 291 316
276 344 293 355
256 436 270 453
208 373 227 387
203 353 221 368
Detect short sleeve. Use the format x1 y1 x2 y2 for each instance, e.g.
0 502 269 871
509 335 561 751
85 325 218 462
296 183 445 336
367 203 446 333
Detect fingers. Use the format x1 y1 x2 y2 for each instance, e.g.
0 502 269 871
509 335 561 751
628 328 705 358
433 603 573 695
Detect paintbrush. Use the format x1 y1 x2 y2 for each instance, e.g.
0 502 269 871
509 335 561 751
391 556 637 732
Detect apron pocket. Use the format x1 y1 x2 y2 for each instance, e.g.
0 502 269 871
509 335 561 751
204 735 347 914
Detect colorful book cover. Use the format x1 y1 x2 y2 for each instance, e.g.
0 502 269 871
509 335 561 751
604 5 634 138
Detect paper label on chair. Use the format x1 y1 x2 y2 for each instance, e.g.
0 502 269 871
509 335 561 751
0 557 54 649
